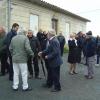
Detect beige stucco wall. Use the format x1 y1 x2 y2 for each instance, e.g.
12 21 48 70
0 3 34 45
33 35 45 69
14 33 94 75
0 0 8 31
10 0 87 38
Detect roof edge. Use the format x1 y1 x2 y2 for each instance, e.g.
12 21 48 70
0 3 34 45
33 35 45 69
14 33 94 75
23 0 91 22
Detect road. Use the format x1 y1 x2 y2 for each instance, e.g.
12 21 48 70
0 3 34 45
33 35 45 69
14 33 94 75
0 54 100 100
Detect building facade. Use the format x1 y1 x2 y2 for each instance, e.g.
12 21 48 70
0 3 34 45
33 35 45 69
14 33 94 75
0 0 90 40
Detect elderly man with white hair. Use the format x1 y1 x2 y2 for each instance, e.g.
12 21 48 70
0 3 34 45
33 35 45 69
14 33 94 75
39 29 63 92
27 30 41 79
10 29 34 91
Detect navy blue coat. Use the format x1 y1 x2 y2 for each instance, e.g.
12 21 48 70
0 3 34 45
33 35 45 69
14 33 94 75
4 29 17 50
85 38 96 57
43 37 63 68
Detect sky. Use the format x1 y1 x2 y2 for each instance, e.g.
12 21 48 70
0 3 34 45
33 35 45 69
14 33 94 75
43 0 100 36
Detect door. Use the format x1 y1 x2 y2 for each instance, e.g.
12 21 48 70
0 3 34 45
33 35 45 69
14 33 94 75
52 19 58 34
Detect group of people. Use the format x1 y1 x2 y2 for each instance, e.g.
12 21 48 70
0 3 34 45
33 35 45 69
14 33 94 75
68 31 99 79
0 23 66 92
1 23 100 92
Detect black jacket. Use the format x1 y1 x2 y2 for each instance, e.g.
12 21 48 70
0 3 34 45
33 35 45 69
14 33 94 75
37 32 48 50
57 35 65 56
28 36 41 56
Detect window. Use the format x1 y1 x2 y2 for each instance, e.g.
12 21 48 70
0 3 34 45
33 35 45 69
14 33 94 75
65 22 70 34
52 19 58 34
30 14 39 36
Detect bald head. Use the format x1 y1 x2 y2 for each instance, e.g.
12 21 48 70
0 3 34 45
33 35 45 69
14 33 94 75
0 26 5 36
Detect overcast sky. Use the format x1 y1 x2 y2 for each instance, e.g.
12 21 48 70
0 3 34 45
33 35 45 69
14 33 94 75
44 0 100 36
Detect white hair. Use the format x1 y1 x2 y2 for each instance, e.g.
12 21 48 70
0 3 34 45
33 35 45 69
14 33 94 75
28 30 34 34
48 29 56 36
17 29 27 35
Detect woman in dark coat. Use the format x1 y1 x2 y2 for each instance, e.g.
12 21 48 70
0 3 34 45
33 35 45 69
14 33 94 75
68 33 78 75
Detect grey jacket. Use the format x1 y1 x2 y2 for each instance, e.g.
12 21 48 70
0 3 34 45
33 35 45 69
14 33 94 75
10 31 34 63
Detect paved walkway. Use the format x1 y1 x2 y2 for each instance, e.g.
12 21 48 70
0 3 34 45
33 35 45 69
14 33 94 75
0 54 100 100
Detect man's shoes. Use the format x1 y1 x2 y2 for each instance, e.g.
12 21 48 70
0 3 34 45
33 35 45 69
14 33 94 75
95 64 99 67
22 87 32 92
73 71 78 74
12 88 18 91
86 76 93 79
51 88 61 92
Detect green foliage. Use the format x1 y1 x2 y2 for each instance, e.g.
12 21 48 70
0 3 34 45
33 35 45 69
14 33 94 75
64 45 69 53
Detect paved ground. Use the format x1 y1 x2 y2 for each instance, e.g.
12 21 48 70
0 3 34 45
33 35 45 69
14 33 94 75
0 54 100 100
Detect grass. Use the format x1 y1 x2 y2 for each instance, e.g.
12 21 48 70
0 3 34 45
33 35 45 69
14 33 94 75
64 45 69 53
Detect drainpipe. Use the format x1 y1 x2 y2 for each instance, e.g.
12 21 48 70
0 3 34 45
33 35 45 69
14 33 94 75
7 0 11 32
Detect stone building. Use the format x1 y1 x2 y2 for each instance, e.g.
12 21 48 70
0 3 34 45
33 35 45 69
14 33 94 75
0 0 90 40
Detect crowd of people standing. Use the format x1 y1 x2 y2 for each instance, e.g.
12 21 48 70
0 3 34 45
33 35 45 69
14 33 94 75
68 31 99 79
0 23 65 92
0 23 100 92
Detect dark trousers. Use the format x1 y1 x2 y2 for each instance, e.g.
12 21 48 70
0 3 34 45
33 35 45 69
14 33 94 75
97 55 100 64
8 51 13 80
51 66 61 90
45 60 61 90
77 48 82 63
27 56 39 77
60 46 64 56
0 53 9 75
44 59 53 87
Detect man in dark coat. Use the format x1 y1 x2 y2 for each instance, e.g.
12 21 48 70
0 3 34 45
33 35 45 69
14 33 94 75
37 31 52 87
57 32 66 56
4 23 19 81
37 30 48 50
39 30 63 92
0 27 9 76
27 30 41 79
37 29 44 50
76 31 84 63
84 31 96 79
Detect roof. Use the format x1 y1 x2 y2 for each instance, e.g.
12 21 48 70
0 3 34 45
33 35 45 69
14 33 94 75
25 0 91 22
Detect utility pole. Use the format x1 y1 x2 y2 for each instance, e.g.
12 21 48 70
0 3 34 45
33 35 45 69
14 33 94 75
7 0 11 32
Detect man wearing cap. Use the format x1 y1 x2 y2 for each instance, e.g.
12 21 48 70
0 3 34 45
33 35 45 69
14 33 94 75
84 31 96 79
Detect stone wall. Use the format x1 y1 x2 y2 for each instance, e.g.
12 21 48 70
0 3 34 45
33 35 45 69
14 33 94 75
0 0 7 31
10 0 87 41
